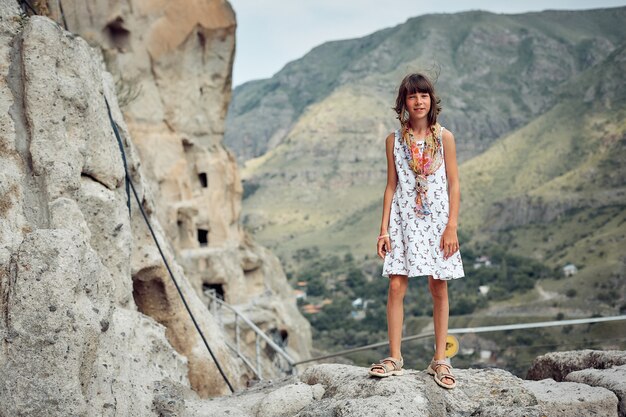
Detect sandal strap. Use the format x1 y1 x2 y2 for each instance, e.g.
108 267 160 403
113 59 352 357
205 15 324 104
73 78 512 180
370 363 392 372
382 356 403 369
432 360 452 370
432 361 455 381
437 373 456 386
371 356 403 372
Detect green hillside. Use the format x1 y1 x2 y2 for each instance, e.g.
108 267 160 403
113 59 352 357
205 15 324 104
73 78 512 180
462 42 626 314
228 7 626 320
227 7 626 163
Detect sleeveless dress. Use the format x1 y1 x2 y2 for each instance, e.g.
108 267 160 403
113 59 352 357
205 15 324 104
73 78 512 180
382 126 465 280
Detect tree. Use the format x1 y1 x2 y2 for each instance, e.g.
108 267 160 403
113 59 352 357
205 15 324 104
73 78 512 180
346 268 366 289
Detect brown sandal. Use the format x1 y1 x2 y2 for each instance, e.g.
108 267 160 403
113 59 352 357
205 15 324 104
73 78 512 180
426 359 457 389
368 356 404 377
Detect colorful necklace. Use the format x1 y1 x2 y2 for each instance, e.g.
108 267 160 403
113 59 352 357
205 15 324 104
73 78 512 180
400 123 444 217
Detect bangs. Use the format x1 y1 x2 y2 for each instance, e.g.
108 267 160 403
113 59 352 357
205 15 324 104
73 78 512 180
393 72 441 125
403 74 434 95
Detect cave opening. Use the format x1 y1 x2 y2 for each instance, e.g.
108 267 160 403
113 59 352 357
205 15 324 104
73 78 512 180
268 328 288 347
197 228 208 247
132 277 169 320
265 328 289 360
177 219 187 246
198 172 208 188
202 282 225 301
104 17 131 51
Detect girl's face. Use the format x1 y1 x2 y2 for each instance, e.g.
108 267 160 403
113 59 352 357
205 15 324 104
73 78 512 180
405 91 431 120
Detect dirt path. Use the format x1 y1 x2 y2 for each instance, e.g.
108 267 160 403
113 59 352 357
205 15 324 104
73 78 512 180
536 284 560 301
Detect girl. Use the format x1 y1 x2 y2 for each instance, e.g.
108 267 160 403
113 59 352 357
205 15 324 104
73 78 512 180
369 73 465 389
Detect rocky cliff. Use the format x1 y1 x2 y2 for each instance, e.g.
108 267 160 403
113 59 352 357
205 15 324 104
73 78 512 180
47 0 312 365
0 5 239 414
50 0 310 373
160 350 626 417
0 0 311 412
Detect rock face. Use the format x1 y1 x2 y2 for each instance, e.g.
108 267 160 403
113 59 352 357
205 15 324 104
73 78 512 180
46 0 312 374
139 352 626 416
527 350 626 381
1 0 312 408
0 4 246 414
181 361 626 417
566 365 626 417
526 350 626 417
524 378 618 417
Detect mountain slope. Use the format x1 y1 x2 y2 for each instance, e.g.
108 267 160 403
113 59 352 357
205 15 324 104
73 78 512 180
459 40 626 313
227 8 626 313
226 7 626 164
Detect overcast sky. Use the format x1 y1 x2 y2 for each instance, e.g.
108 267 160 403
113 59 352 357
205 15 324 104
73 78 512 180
228 1 626 87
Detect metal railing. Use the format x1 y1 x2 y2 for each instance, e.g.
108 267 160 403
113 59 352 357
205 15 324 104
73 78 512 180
205 289 297 379
293 314 626 365
206 288 626 371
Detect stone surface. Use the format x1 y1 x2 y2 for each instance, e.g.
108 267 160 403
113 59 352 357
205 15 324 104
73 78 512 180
256 382 319 417
566 365 626 417
296 363 540 417
53 0 313 374
0 7 242 415
177 360 626 417
183 361 626 417
527 350 626 381
1 0 311 413
1 229 113 416
524 378 618 417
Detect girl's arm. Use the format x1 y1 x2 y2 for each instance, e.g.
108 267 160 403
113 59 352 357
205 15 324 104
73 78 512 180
380 132 398 235
442 129 460 229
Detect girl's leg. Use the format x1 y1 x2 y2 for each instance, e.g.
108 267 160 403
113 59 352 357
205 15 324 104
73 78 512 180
387 274 408 359
428 275 453 384
372 274 408 373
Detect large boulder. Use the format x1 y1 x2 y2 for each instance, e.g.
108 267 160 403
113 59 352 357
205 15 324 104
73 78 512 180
524 378 618 417
566 365 626 417
203 364 547 416
526 350 626 381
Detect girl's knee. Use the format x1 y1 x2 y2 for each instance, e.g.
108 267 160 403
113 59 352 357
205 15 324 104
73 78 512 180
428 276 448 298
389 275 408 296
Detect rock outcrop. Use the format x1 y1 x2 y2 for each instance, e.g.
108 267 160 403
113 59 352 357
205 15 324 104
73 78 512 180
527 350 626 417
176 361 625 417
524 378 618 417
526 349 626 381
566 365 626 417
44 0 313 374
1 0 312 405
0 4 243 413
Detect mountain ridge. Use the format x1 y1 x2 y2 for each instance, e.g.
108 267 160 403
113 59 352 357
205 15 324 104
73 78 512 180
226 6 626 164
227 6 626 320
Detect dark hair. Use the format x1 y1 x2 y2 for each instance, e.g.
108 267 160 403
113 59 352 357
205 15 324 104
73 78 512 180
393 73 442 128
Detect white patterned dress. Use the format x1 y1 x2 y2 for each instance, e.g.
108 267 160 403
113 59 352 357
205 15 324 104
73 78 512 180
382 126 465 280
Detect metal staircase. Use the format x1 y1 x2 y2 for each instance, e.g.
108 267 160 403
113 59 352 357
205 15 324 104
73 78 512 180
205 289 297 379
